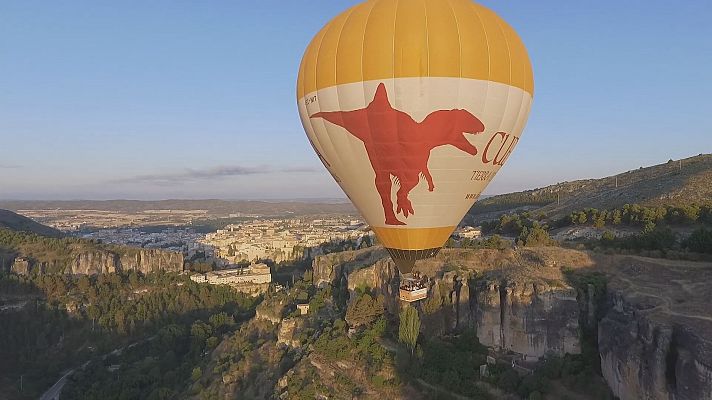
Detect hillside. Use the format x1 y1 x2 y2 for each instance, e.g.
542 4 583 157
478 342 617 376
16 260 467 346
468 153 712 222
0 199 356 217
0 228 183 275
0 209 62 237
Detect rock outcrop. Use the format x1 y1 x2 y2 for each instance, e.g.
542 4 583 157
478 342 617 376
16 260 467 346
73 248 183 275
277 318 306 348
10 257 31 275
596 257 712 400
473 277 580 358
312 246 591 358
255 296 291 324
312 247 388 288
117 249 183 274
13 248 183 275
73 251 120 274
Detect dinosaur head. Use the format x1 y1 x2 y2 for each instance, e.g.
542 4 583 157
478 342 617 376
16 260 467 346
449 110 485 155
455 111 485 136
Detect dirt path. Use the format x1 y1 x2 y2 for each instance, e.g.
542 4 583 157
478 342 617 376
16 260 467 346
612 271 712 323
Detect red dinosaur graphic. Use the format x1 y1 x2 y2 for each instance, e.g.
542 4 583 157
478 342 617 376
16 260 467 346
311 83 485 225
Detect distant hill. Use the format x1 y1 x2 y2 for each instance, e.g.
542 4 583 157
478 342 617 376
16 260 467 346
468 153 712 222
0 209 62 237
0 199 356 216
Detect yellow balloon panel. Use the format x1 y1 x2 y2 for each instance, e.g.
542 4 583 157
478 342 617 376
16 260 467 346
296 0 534 100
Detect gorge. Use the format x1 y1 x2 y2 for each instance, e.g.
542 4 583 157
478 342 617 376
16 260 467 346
311 246 712 400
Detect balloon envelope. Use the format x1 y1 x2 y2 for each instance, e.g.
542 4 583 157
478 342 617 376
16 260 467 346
297 0 533 273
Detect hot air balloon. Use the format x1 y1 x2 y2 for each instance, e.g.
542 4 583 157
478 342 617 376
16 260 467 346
297 0 533 299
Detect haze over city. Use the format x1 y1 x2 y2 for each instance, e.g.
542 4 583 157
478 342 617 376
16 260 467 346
2 0 710 200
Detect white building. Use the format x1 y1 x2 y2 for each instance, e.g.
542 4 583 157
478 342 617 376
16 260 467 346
191 263 272 286
456 226 482 239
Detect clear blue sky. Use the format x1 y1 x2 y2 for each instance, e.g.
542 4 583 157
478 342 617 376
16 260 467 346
1 1 710 200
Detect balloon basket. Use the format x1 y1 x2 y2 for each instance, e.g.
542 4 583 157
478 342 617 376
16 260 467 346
399 273 428 302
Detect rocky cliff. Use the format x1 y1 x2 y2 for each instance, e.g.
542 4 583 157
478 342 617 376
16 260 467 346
312 247 388 289
312 248 712 397
72 248 184 275
473 277 580 358
312 246 591 358
597 256 712 400
15 248 183 275
2 226 184 275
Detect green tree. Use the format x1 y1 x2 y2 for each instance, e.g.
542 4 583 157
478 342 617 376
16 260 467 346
398 306 420 355
345 292 384 326
191 367 202 382
519 224 556 247
685 228 712 254
497 369 521 392
612 209 622 225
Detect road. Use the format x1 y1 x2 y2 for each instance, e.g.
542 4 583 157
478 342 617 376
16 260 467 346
38 336 155 400
39 369 75 400
0 300 29 312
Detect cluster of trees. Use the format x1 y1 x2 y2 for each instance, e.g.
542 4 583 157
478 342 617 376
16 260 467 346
311 317 396 392
480 213 557 248
456 234 510 250
0 285 97 397
29 272 258 335
482 212 543 237
685 227 712 253
320 236 374 254
559 203 712 231
0 270 259 399
294 285 401 395
596 227 712 258
0 227 85 250
62 314 239 400
345 288 385 327
468 192 556 217
477 202 712 255
518 224 558 247
483 352 612 400
402 329 491 398
0 228 88 270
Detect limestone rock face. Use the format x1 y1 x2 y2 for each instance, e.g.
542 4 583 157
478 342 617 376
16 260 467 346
277 318 305 348
10 257 31 275
255 296 290 324
595 257 712 400
312 247 389 288
346 256 400 314
599 290 712 400
72 249 182 275
312 246 585 358
474 278 580 358
473 280 504 349
117 249 183 274
74 251 120 274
